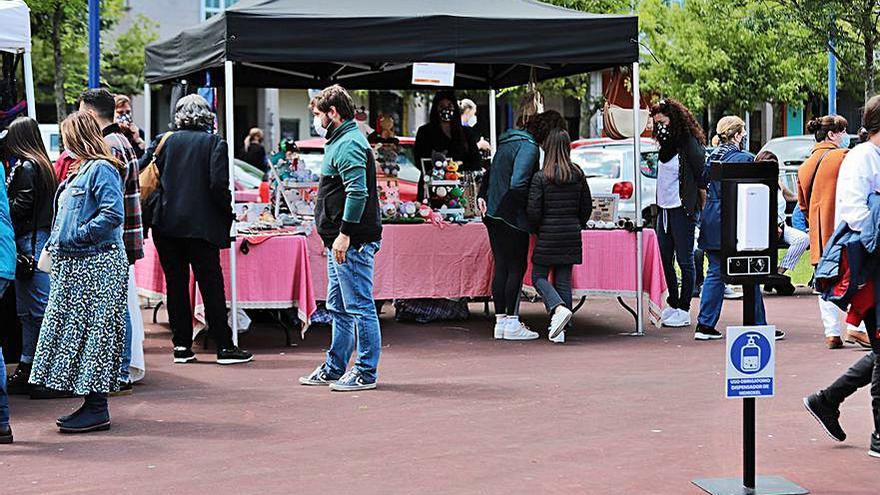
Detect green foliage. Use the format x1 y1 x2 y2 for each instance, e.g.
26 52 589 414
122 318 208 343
28 0 157 107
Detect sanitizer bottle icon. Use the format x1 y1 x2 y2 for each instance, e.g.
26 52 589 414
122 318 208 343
741 335 761 372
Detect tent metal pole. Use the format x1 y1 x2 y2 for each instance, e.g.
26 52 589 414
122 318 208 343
23 51 36 119
143 82 152 144
224 60 239 345
632 62 644 336
489 89 497 153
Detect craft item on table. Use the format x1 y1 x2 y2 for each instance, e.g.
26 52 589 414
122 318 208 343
432 160 446 180
434 186 448 198
590 193 620 224
444 161 462 181
398 201 418 218
460 171 482 219
234 202 271 225
418 203 432 218
258 206 276 223
382 202 399 219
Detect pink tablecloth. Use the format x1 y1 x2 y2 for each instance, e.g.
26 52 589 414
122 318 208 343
136 234 317 328
235 189 261 203
308 223 667 323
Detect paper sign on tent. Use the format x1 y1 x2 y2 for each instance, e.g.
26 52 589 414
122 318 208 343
412 63 456 87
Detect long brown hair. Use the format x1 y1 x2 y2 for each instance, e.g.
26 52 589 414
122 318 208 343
649 98 707 145
863 95 880 138
61 111 125 175
6 116 58 197
542 129 582 185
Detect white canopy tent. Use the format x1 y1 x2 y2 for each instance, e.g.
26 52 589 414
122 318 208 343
0 0 36 120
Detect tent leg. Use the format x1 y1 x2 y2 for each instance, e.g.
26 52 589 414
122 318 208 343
143 82 152 144
23 51 36 119
632 62 644 336
225 60 239 346
489 89 497 153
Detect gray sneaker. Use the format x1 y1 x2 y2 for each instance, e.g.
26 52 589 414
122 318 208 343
329 368 377 392
299 365 340 386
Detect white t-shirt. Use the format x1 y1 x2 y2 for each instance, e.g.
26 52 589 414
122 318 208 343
656 154 682 209
836 141 880 232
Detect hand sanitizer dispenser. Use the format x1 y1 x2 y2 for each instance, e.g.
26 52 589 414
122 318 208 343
736 183 770 252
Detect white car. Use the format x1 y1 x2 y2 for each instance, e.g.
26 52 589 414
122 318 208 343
570 138 659 225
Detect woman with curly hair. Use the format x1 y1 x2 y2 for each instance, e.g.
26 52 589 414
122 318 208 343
649 99 707 329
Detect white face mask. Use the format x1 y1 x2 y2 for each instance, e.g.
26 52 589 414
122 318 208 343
467 115 477 128
313 115 328 138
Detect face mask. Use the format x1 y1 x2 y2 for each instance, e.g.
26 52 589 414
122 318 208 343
467 115 477 128
739 134 748 151
654 122 670 143
839 133 851 149
439 107 455 123
313 115 328 138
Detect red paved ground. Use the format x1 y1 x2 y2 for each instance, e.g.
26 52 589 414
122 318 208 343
1 292 877 494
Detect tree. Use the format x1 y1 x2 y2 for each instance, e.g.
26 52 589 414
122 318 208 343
28 0 157 122
777 0 880 103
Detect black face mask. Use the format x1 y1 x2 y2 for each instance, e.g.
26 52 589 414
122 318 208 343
654 122 671 144
439 107 455 123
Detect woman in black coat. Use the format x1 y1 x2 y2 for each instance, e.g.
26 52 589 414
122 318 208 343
527 129 592 343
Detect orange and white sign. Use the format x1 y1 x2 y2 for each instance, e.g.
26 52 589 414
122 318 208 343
412 63 456 87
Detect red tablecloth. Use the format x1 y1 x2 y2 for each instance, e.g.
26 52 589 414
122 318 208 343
308 223 667 323
136 234 316 329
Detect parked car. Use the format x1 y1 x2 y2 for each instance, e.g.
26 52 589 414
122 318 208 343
570 138 659 225
759 134 858 194
296 136 420 201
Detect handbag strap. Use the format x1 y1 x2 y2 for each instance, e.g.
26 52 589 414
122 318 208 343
152 131 173 174
803 149 833 209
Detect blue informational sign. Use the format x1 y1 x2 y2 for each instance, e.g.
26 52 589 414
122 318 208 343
726 326 776 399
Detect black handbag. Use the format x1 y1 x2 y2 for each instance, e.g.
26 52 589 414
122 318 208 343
15 163 41 280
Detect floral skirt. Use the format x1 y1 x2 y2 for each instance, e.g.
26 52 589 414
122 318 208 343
29 247 128 395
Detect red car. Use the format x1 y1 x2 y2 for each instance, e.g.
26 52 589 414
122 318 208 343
296 136 420 202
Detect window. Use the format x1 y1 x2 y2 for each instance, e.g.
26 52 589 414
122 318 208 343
202 0 239 21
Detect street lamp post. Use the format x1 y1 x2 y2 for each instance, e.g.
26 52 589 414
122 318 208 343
88 0 100 89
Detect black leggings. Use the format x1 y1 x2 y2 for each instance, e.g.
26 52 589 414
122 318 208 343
486 219 530 316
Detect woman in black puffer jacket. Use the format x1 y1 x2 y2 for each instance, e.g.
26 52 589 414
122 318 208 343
527 129 592 343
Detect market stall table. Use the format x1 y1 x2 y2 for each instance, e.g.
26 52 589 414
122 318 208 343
136 232 317 344
308 223 667 329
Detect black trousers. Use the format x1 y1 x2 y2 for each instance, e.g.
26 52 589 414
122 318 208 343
823 309 880 432
153 233 233 350
485 218 529 316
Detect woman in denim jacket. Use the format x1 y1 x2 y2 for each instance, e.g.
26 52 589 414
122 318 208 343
29 112 129 434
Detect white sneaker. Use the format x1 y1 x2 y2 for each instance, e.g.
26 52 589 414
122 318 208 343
724 285 743 300
550 330 565 344
660 306 677 322
494 316 507 340
503 319 539 340
549 306 573 339
662 309 691 328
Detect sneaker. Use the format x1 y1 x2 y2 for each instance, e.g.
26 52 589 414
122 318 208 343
173 347 196 364
329 368 376 392
0 424 12 444
695 324 723 341
6 362 32 395
299 365 341 386
660 306 677 322
503 319 539 341
110 380 133 397
775 329 786 340
870 433 880 458
723 285 743 300
216 346 254 365
549 329 565 344
662 309 691 328
845 329 872 349
494 316 507 340
803 393 846 442
549 306 573 339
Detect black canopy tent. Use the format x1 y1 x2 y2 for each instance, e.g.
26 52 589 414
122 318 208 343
143 0 648 338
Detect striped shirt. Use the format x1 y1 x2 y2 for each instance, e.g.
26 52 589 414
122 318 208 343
103 124 144 264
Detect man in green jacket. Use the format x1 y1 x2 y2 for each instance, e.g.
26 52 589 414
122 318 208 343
300 85 383 391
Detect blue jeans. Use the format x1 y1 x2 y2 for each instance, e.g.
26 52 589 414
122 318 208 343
15 229 50 363
0 278 12 426
698 251 766 328
324 242 382 382
532 264 573 313
120 304 132 382
655 208 697 311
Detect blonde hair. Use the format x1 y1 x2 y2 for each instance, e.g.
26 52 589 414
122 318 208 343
711 116 746 147
247 127 264 143
61 111 126 174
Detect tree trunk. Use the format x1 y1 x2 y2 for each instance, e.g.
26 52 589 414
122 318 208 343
51 3 67 122
864 25 875 103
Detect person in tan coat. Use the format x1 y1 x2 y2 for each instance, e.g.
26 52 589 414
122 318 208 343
797 115 870 349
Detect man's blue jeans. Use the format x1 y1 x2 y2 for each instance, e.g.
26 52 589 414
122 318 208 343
698 251 766 328
0 278 12 426
15 229 50 363
324 242 381 382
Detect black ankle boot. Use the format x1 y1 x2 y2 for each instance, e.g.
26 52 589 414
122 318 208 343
6 362 32 395
56 399 89 427
59 393 110 434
